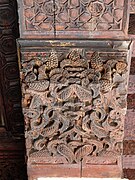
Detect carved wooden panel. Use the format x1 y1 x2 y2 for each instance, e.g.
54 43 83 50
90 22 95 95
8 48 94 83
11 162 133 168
17 0 129 38
55 0 128 38
18 39 131 178
0 0 27 179
0 0 23 139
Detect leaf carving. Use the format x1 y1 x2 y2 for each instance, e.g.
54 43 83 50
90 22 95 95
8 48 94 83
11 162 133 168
41 121 59 137
33 139 46 151
57 144 74 163
82 115 91 133
74 84 92 102
30 95 43 109
47 50 58 69
59 114 70 133
75 145 93 163
91 121 108 138
28 80 49 92
90 52 103 72
25 72 36 82
57 86 72 101
25 109 40 119
30 149 50 158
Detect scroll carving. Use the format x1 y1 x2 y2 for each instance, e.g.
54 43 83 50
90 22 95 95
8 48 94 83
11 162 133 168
21 49 128 165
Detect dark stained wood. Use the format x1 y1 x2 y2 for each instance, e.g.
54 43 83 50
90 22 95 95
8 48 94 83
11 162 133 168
129 57 135 74
0 0 27 179
0 87 5 126
128 14 135 34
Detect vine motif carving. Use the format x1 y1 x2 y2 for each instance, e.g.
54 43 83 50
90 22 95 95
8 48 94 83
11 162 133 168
23 0 124 32
21 49 128 164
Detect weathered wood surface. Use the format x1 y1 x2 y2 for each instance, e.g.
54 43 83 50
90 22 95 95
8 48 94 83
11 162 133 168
17 0 134 179
18 39 132 179
17 0 129 39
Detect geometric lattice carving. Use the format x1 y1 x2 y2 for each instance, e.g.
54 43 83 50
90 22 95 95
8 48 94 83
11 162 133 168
19 40 130 169
55 0 124 31
18 0 128 38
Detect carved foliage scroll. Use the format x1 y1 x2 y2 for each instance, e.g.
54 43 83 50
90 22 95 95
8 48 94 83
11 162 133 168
21 49 128 165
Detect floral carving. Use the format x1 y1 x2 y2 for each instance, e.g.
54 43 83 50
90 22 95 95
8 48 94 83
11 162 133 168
43 1 59 16
21 49 128 165
88 1 105 17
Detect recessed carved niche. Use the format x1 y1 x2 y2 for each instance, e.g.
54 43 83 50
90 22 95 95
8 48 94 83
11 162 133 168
17 0 129 38
18 39 132 179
